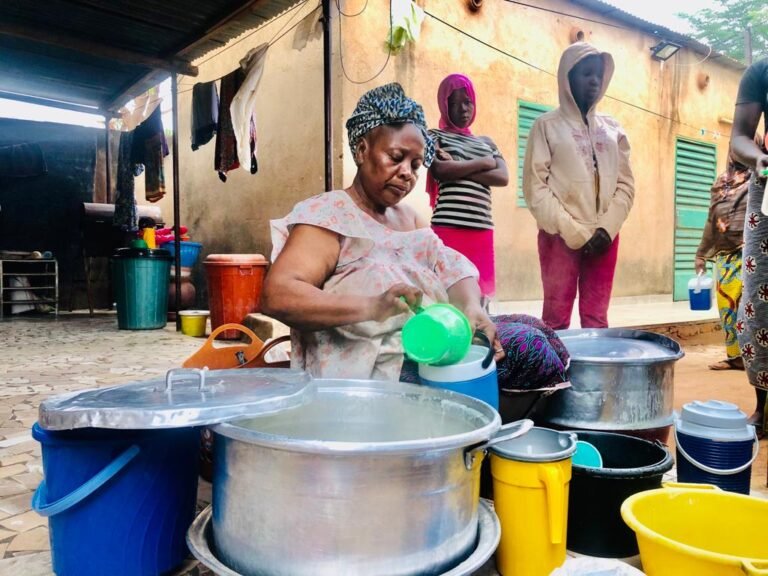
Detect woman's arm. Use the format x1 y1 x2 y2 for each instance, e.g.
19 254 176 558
465 156 509 187
430 155 497 182
731 102 768 174
261 224 419 331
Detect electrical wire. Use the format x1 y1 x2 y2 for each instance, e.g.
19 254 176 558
176 3 321 95
335 0 368 18
502 0 633 31
338 0 392 85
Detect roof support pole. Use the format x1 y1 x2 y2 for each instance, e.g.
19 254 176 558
105 120 112 203
171 74 182 331
322 0 333 191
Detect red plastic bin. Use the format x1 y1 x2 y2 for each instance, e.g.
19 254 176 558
204 254 268 340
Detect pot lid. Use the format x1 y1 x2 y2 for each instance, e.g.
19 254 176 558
38 368 313 431
556 328 684 364
204 254 268 265
490 427 576 462
675 400 753 441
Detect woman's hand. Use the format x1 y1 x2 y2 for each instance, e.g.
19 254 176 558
465 305 504 362
694 257 707 276
757 154 768 179
435 148 453 162
367 283 422 323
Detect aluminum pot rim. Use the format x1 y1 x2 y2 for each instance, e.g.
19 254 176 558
557 328 685 365
213 379 502 455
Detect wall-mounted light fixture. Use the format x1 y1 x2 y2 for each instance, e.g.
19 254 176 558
650 40 682 61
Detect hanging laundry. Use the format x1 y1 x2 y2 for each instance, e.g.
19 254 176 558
387 0 425 53
130 106 169 203
191 81 219 151
114 131 137 231
230 43 268 174
215 68 245 181
0 143 47 178
118 91 162 132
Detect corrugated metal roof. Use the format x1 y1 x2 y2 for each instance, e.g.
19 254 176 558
568 0 746 71
0 0 303 111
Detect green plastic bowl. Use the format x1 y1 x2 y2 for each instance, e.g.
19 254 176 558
401 303 472 366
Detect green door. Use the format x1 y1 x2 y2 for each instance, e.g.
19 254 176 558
517 100 553 207
673 137 717 300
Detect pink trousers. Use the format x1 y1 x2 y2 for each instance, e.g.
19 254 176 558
537 230 619 330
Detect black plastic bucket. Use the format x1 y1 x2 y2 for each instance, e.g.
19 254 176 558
567 431 673 558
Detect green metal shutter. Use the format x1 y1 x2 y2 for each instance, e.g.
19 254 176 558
517 100 553 207
673 137 717 300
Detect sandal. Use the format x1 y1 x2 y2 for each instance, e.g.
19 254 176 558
708 357 745 371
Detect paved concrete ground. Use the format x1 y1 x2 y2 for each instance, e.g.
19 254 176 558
0 310 764 576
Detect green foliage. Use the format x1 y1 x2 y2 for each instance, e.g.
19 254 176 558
678 0 768 63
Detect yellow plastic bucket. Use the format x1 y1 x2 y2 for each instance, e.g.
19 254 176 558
490 428 576 576
179 310 209 337
621 483 768 576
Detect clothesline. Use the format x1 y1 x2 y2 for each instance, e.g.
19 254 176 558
177 1 320 96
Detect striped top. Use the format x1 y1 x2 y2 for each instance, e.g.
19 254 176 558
430 129 501 230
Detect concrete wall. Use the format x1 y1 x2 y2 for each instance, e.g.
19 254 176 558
336 0 744 300
174 0 744 303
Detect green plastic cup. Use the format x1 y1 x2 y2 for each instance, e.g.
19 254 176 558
401 303 472 365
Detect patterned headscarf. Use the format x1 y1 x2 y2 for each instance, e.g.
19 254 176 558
345 83 435 167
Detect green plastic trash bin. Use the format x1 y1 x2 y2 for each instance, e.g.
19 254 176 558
112 247 172 330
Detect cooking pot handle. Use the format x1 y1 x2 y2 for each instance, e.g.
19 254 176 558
473 331 494 370
742 561 768 576
675 426 760 476
463 419 534 470
163 368 207 393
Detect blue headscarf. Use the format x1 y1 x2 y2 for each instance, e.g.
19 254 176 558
345 83 435 166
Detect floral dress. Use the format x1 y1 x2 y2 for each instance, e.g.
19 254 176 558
737 178 768 390
270 190 478 380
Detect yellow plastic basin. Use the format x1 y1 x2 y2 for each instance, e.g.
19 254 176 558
621 483 768 576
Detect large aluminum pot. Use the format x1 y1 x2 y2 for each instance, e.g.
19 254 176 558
212 379 530 576
541 329 684 432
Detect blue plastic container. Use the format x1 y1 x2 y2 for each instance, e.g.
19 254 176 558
419 345 499 409
160 241 203 268
674 400 759 495
32 423 200 576
688 274 713 311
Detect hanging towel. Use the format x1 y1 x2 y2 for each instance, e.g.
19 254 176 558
387 0 425 53
215 69 245 181
191 81 219 151
230 43 268 174
114 131 138 231
0 143 47 178
130 106 169 202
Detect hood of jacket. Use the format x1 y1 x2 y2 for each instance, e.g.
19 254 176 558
558 42 615 122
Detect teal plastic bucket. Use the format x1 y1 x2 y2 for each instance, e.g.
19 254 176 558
112 248 172 330
32 423 200 576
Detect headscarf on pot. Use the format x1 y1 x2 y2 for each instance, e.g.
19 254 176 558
427 74 477 208
345 82 435 167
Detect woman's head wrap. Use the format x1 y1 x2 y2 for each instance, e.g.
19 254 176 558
345 83 435 166
436 74 476 135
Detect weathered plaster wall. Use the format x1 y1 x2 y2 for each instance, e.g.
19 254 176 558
174 0 744 303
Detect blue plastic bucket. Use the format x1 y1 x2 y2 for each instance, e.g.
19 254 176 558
688 274 713 311
674 400 759 495
32 423 200 576
160 241 203 268
419 345 498 409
